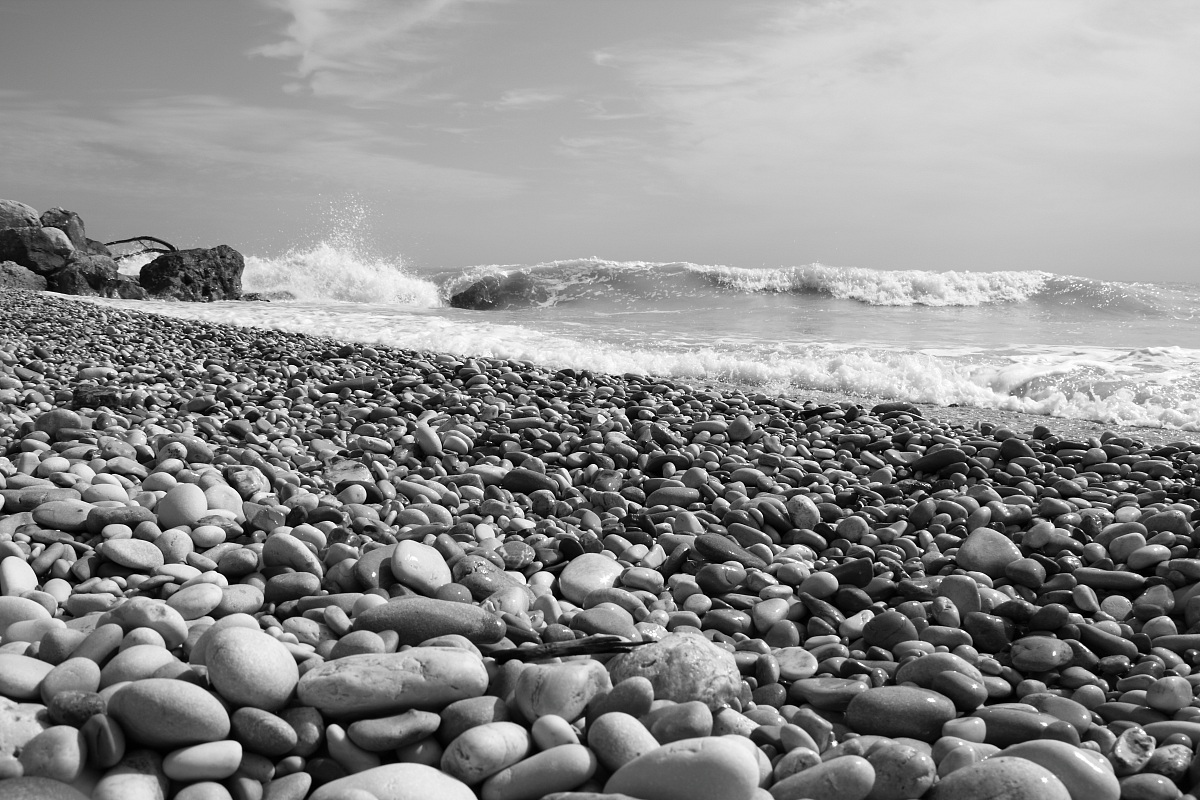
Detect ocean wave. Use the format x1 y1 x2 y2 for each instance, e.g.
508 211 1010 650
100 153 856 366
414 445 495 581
436 256 1200 314
86 297 1200 431
242 243 441 306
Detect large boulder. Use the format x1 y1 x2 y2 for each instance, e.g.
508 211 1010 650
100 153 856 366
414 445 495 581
140 245 243 301
39 208 87 250
45 254 120 297
0 261 47 291
0 200 39 230
0 226 74 274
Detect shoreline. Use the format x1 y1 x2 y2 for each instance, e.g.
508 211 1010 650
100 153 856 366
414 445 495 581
4 286 1200 798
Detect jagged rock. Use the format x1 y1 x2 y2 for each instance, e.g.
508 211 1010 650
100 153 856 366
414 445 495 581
0 200 39 230
0 261 47 291
113 274 148 299
39 208 88 250
140 245 243 301
46 254 119 296
448 273 547 310
240 292 272 302
73 384 126 409
85 239 113 257
0 226 74 274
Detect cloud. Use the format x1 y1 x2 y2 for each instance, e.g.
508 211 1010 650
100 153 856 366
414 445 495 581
484 89 563 111
0 93 520 199
596 0 1200 222
252 0 489 105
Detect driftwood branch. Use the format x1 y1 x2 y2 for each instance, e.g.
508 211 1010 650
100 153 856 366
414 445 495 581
104 236 179 263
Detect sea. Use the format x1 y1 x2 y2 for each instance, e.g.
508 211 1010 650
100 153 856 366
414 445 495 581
101 229 1200 433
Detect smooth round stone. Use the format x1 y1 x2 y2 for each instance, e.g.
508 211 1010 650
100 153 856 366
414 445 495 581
866 743 937 800
99 538 164 572
97 597 188 648
0 596 52 636
845 686 957 742
215 584 264 616
932 670 989 712
932 756 1071 800
1117 773 1182 800
107 678 231 748
298 648 489 719
481 743 597 800
0 654 55 700
1127 545 1171 571
31 499 94 533
769 754 875 800
559 553 624 605
0 777 90 800
262 533 322 576
163 741 243 781
351 596 506 646
1010 636 1074 672
999 740 1120 800
442 721 531 785
17 725 86 783
157 483 209 530
789 677 869 712
955 529 1023 578
606 736 761 800
894 652 984 689
205 626 299 711
586 712 660 773
0 556 38 596
649 701 713 743
230 707 298 757
514 660 612 723
99 644 181 688
175 783 234 800
391 540 452 596
166 583 224 620
861 610 919 650
1021 693 1092 734
347 709 442 752
607 631 741 710
971 706 1062 747
310 763 475 800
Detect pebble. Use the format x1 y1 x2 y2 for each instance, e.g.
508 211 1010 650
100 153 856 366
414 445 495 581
204 626 299 711
768 754 875 800
605 736 762 800
441 721 532 785
309 763 475 800
162 740 243 781
297 648 489 718
5 287 1200 800
107 678 231 748
930 756 1071 800
607 631 742 710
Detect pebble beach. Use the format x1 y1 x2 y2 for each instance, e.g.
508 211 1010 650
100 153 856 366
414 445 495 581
5 287 1200 800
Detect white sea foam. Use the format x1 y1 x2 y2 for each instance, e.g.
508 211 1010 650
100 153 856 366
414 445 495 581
86 297 1200 431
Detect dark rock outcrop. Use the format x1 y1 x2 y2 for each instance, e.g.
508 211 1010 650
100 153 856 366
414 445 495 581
140 245 244 301
0 199 39 230
46 253 122 297
0 260 48 291
448 273 546 310
0 226 75 274
39 207 88 250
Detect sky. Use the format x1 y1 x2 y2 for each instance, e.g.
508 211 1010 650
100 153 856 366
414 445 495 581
1 0 1198 281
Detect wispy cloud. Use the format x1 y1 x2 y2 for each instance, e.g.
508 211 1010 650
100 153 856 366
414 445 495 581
252 0 490 105
484 89 563 111
596 0 1200 217
0 93 520 199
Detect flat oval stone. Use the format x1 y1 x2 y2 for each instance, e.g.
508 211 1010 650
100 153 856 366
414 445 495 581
108 678 231 748
768 754 875 800
391 540 452 596
894 652 984 689
845 686 957 742
481 743 597 800
607 631 741 710
586 711 661 773
971 706 1062 747
955 529 1022 578
790 678 870 712
204 626 299 711
347 709 442 752
1000 740 1120 800
163 740 243 782
1010 636 1074 672
297 647 489 719
99 538 164 571
352 595 506 646
97 597 188 649
931 756 1071 800
0 777 89 800
861 610 918 650
514 660 612 723
310 763 475 800
867 743 936 800
31 499 94 533
606 736 761 800
441 721 531 785
559 552 625 605
0 596 53 637
0 654 55 700
157 483 209 530
17 725 86 784
166 582 224 620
